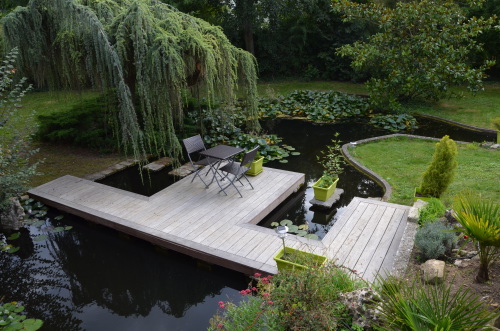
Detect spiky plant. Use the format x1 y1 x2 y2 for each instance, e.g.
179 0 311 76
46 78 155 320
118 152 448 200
453 190 500 283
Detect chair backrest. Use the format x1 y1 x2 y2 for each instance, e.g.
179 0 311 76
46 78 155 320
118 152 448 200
241 146 259 167
183 134 206 155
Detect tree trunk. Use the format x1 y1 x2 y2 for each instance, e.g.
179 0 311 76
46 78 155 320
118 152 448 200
243 22 255 55
475 261 489 283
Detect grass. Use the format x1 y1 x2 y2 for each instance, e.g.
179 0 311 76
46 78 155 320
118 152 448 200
405 83 500 130
348 136 500 206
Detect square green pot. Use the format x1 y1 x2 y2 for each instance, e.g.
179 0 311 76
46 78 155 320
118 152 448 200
246 156 264 176
273 247 327 272
312 177 339 201
414 187 433 203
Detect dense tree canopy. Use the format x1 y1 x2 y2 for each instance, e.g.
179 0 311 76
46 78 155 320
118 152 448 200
333 0 497 110
1 0 259 161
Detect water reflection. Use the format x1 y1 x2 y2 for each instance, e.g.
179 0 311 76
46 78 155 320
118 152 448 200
0 213 246 331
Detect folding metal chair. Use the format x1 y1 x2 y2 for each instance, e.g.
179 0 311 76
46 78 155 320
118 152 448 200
182 134 219 187
217 146 259 198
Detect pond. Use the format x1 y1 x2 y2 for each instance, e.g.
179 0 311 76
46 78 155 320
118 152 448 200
1 115 493 330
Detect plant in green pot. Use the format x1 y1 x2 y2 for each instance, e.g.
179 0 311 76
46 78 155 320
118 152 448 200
415 135 458 202
246 151 264 176
271 219 326 272
312 134 345 201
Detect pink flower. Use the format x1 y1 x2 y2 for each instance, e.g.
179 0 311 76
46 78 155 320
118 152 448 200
218 301 225 309
267 300 273 305
245 289 252 294
251 287 257 292
261 278 270 284
262 292 270 298
240 290 247 296
254 272 262 278
217 323 223 328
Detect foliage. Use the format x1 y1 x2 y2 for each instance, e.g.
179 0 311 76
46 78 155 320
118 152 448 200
376 276 499 330
453 190 500 282
258 90 370 122
419 135 458 198
334 0 497 111
1 0 259 164
418 198 447 226
316 133 345 188
36 93 118 152
415 220 456 261
210 266 364 330
271 219 318 240
369 113 418 132
0 301 43 331
0 48 39 213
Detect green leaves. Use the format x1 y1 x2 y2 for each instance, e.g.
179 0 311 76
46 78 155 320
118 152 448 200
0 302 43 331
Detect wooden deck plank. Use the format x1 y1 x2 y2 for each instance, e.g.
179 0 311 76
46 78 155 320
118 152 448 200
28 169 412 281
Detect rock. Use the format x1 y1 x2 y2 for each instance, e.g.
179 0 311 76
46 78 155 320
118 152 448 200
454 260 462 267
421 259 445 284
445 209 458 223
0 198 25 230
309 188 344 209
340 287 381 330
408 199 428 223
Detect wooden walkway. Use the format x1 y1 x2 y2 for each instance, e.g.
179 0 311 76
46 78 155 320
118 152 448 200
28 168 411 282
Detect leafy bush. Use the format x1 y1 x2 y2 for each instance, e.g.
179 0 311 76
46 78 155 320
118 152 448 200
0 48 39 213
369 113 418 132
418 198 446 226
316 133 345 187
36 93 118 151
453 190 500 283
419 135 458 198
415 220 456 261
210 266 364 330
258 90 369 122
376 276 498 330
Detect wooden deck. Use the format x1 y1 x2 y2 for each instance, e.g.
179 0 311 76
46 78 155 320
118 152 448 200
28 167 411 282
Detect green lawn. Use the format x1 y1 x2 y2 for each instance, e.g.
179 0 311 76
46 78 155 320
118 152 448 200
349 136 500 206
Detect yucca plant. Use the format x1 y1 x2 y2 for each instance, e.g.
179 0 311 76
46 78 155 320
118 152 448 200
453 190 500 283
376 276 499 330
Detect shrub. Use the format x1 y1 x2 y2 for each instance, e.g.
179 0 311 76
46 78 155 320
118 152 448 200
36 93 118 151
418 135 458 198
210 265 365 330
415 220 456 261
376 276 498 330
0 48 39 213
453 190 500 283
418 198 446 226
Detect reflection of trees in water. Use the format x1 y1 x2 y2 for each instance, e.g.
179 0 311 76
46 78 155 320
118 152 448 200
1 214 246 331
0 228 84 331
48 217 245 318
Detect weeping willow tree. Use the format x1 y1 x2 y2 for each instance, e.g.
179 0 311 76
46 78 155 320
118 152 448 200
1 0 260 161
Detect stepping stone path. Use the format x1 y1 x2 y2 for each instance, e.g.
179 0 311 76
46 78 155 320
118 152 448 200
143 157 174 171
309 188 344 209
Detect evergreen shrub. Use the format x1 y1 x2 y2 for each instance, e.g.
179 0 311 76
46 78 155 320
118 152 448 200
419 135 458 198
415 220 456 261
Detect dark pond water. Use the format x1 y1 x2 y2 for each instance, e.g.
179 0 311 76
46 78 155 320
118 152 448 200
1 115 494 330
0 210 246 331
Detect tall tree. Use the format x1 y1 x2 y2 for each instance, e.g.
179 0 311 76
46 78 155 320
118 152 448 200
333 0 497 110
1 0 259 162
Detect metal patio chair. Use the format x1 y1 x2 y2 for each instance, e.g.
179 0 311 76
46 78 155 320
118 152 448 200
182 134 219 187
217 146 259 198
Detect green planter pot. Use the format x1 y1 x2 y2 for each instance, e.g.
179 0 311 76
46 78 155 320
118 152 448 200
246 156 264 176
273 247 327 272
312 177 339 201
414 187 433 203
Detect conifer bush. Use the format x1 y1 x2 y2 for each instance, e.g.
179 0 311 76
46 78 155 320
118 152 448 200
418 135 458 198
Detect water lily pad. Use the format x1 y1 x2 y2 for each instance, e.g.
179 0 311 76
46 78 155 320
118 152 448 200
291 152 301 156
52 227 65 233
7 232 20 240
33 235 49 241
279 159 288 163
64 226 73 231
54 215 64 220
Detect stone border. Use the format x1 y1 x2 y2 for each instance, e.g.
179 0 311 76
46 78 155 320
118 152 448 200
342 133 471 201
